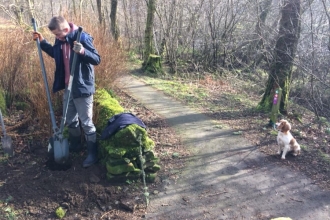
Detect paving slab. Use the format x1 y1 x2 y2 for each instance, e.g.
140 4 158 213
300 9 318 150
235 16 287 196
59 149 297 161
119 75 330 220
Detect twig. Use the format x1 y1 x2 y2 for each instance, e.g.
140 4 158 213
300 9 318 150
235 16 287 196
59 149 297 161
290 198 304 203
10 131 48 137
199 191 228 198
5 115 32 132
208 191 228 197
101 210 113 219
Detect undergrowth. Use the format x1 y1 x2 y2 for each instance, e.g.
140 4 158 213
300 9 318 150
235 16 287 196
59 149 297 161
0 17 127 137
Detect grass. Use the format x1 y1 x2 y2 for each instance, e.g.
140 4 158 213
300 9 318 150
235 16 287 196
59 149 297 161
319 150 330 164
300 144 308 151
141 77 208 102
135 74 260 115
0 153 9 164
0 196 19 220
326 128 330 134
131 65 330 191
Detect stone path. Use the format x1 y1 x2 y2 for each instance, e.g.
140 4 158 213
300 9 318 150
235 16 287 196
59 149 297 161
119 75 330 220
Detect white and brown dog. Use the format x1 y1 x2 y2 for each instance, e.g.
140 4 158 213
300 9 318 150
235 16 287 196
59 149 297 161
275 119 301 159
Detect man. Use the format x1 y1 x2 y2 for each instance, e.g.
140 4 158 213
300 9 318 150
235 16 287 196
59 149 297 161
33 16 101 167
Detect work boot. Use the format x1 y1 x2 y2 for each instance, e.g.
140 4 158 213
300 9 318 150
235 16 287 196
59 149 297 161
83 133 98 168
68 127 82 152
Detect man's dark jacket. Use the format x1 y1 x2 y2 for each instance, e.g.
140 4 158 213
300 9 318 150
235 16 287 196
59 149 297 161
40 29 101 98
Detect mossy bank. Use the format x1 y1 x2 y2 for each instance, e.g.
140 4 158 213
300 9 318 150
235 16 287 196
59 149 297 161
94 89 161 183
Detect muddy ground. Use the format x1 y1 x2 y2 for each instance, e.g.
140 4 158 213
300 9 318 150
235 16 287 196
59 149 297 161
0 88 186 220
0 72 330 219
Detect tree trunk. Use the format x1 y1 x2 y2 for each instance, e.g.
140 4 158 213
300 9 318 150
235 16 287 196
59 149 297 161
143 0 156 65
259 0 301 114
96 0 102 24
247 0 273 66
50 0 54 16
144 54 162 75
11 0 23 25
321 0 330 51
72 0 77 18
122 0 131 49
110 0 120 41
79 0 84 22
26 0 34 21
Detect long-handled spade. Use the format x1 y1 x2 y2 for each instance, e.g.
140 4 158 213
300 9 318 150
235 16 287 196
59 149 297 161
32 18 65 163
55 27 83 164
32 18 82 164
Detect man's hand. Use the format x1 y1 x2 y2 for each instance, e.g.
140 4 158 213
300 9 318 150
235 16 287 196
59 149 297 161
32 31 44 41
73 41 85 54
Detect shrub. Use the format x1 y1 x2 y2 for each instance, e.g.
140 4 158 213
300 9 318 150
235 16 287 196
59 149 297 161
0 18 126 136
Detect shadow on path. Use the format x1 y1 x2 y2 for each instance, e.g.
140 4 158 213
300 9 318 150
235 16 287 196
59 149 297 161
119 75 330 220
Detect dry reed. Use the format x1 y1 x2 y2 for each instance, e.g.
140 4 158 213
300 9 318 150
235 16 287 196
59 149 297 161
0 17 127 136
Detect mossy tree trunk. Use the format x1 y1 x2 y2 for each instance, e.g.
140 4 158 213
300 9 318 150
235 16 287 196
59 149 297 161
259 0 301 114
143 0 162 74
110 0 120 41
144 54 162 74
96 0 105 26
143 0 156 65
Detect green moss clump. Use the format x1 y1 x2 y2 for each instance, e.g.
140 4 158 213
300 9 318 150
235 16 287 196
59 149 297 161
144 54 163 75
15 101 29 111
145 173 157 183
146 164 161 172
106 170 141 182
62 126 69 139
106 162 140 175
113 124 155 151
107 157 131 166
144 158 160 168
94 89 161 183
144 151 157 160
99 124 155 160
55 207 66 219
104 146 127 159
94 89 124 132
